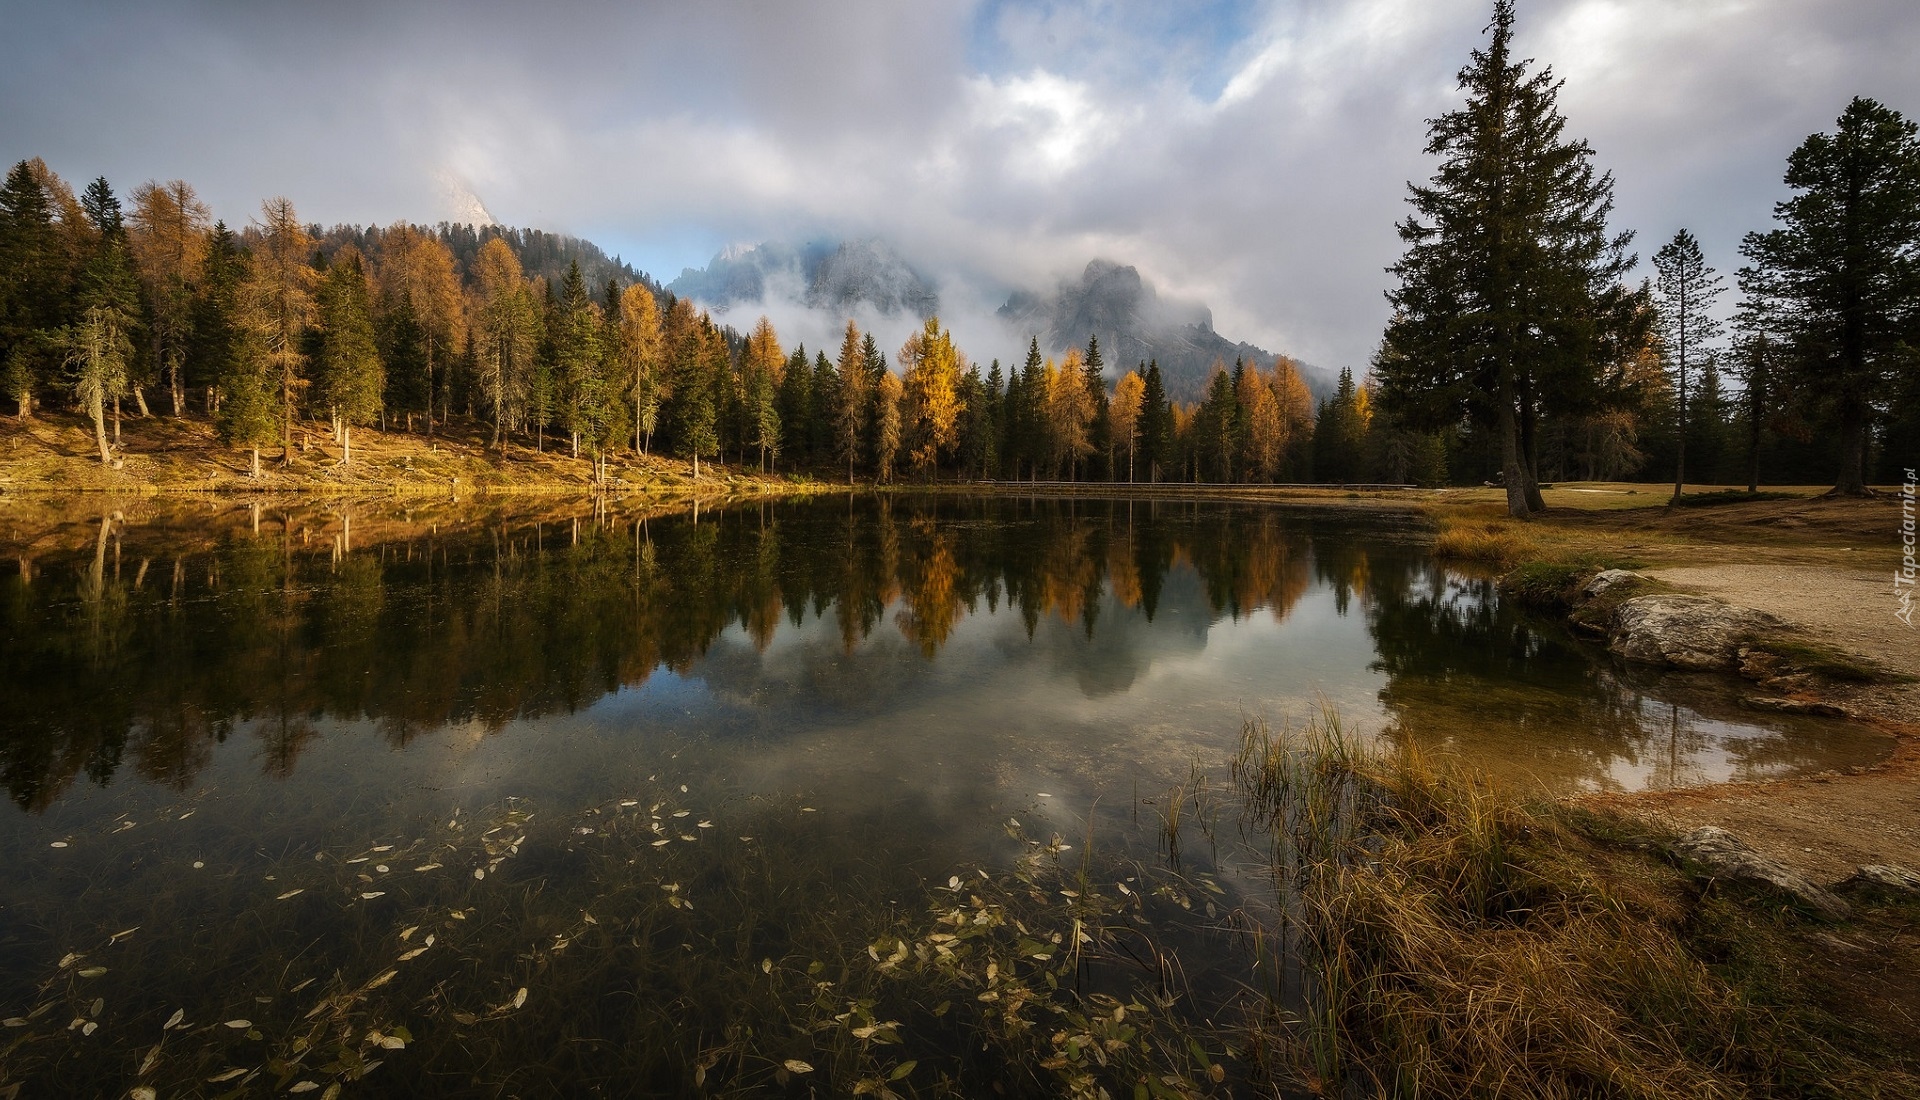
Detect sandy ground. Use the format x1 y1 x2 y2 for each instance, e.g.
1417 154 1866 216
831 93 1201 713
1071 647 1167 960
1583 560 1920 884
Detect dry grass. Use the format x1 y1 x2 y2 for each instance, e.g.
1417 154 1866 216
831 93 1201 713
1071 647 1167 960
1431 515 1543 567
1231 713 1919 1099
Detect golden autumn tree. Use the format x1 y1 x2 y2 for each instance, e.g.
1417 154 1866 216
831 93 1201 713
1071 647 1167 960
1270 356 1316 478
873 370 904 483
899 316 963 477
471 237 536 449
1108 368 1146 482
744 316 784 471
1239 365 1285 481
373 224 464 434
833 319 867 483
127 180 210 417
1046 349 1096 478
239 197 315 465
617 283 664 454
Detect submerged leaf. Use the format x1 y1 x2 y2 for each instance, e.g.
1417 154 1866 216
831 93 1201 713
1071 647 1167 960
223 1019 251 1029
360 892 385 900
165 1009 184 1029
783 1059 813 1074
413 863 442 872
276 890 304 901
77 967 108 978
206 1068 247 1083
131 1088 156 1100
511 987 527 1009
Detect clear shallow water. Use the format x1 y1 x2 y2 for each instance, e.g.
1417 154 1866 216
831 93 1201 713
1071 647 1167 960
0 493 1890 1094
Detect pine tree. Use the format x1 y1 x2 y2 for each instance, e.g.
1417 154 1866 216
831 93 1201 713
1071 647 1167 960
553 260 601 458
1738 97 1920 495
1652 229 1724 502
473 238 536 449
1379 0 1637 517
64 231 140 462
833 320 867 483
314 249 384 464
0 161 63 417
1140 361 1170 482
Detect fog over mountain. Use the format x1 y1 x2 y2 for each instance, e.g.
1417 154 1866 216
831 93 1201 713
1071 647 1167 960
670 241 1331 401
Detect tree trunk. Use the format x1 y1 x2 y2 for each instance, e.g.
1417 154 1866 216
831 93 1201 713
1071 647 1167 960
1830 395 1870 496
170 356 184 418
1498 383 1532 519
1518 390 1545 513
90 394 111 464
1671 355 1688 505
133 384 149 417
342 426 351 466
1746 384 1762 494
113 396 122 444
251 447 260 479
692 452 700 479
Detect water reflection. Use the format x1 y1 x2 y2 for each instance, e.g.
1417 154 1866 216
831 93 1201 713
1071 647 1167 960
0 494 1888 813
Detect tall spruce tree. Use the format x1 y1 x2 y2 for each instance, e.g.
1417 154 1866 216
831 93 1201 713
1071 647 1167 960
1738 97 1920 495
1652 229 1723 502
1378 0 1636 517
314 250 384 464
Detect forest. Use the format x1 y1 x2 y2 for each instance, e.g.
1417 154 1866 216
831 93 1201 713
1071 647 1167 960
2 54 1916 495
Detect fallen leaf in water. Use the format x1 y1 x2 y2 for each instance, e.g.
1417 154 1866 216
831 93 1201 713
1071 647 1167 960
375 865 389 874
413 863 442 872
77 967 107 978
783 1059 813 1074
397 947 427 962
472 869 485 880
2 1018 26 1027
371 845 392 852
345 857 369 865
651 839 670 848
81 1021 97 1036
192 862 204 870
89 997 103 1017
289 1081 320 1093
206 1068 247 1082
59 953 80 968
360 892 385 900
109 927 139 943
164 1009 184 1029
223 1019 251 1029
366 970 397 990
276 890 304 901
377 1033 405 1050
131 1087 156 1100
178 811 194 820
139 1043 161 1073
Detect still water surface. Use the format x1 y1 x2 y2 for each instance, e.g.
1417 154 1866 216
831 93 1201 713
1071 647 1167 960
0 494 1888 1094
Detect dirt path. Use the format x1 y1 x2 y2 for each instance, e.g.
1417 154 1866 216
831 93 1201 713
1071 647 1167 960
1582 561 1920 884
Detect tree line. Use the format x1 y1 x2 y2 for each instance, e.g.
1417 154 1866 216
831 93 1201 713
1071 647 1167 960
1378 0 1920 515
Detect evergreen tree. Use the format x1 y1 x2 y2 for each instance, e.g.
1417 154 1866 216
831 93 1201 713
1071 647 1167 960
473 238 536 449
314 249 384 464
833 320 867 483
0 161 64 416
1652 229 1724 502
1378 0 1637 517
64 228 140 462
778 343 813 463
1140 361 1170 482
552 260 602 458
1082 334 1109 479
1738 97 1920 495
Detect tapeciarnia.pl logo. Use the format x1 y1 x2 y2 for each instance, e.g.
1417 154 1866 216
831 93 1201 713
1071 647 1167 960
1899 467 1916 627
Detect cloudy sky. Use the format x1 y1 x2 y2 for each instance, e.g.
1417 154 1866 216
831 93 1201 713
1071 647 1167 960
5 0 1916 370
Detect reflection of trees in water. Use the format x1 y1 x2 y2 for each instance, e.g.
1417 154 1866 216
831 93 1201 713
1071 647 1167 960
1362 561 1842 792
3 496 1827 809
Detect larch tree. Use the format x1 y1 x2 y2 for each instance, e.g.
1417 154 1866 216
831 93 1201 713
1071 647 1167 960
240 198 316 465
743 316 784 472
207 224 273 476
1378 0 1636 518
617 284 664 454
873 369 903 483
314 248 384 465
1108 369 1145 482
1239 365 1285 481
900 316 964 478
128 180 210 417
1738 97 1920 496
1651 229 1724 503
373 224 464 433
472 237 535 449
1047 349 1096 479
833 320 867 483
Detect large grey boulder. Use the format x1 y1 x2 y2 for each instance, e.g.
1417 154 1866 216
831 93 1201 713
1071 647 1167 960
1582 569 1644 599
1608 595 1779 671
1672 826 1851 921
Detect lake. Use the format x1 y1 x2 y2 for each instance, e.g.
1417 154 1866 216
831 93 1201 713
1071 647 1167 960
0 493 1889 1096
